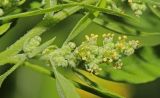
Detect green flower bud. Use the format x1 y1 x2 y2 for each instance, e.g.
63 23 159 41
68 42 76 49
23 36 41 53
51 56 68 67
129 1 146 16
124 47 135 56
128 40 139 49
131 3 139 11
135 10 142 16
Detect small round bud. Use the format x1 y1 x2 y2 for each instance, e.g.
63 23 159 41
68 42 76 49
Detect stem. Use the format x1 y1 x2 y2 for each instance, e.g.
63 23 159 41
24 61 123 98
24 62 52 76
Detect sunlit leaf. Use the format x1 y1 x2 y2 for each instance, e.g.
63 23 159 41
0 23 11 36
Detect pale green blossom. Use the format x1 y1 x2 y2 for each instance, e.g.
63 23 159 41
25 34 139 74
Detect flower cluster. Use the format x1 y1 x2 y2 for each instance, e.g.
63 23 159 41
23 36 41 56
34 34 139 74
105 0 147 16
75 34 139 74
42 42 78 68
75 34 101 74
128 0 147 16
106 0 122 12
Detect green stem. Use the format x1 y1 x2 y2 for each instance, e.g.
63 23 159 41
24 62 52 76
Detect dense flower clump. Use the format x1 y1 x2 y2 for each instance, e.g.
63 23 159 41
128 0 147 16
74 34 139 74
23 36 41 56
23 34 139 74
106 0 147 16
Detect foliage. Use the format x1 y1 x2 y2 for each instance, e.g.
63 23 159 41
0 0 160 98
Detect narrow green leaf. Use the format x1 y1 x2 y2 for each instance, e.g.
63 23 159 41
143 0 160 6
0 23 11 36
44 0 57 17
64 0 106 43
64 13 92 42
0 3 78 21
74 81 123 98
74 69 99 88
0 59 25 87
148 4 160 19
81 4 136 20
93 18 130 35
50 60 80 98
28 37 56 58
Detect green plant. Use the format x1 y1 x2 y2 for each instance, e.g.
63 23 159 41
0 0 160 98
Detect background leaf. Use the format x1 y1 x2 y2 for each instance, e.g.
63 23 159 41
0 59 24 87
97 47 160 84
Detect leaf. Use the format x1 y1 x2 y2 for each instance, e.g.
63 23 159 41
93 18 131 35
24 60 122 98
74 69 99 88
64 0 106 43
93 18 160 46
0 23 11 36
148 4 160 19
0 3 78 22
143 0 160 6
43 0 57 17
81 4 136 20
0 16 42 52
50 60 80 98
73 81 123 98
0 59 25 87
64 13 92 42
128 33 160 46
97 47 160 84
28 37 56 58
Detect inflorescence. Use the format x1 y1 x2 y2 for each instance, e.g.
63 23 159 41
23 34 139 75
128 0 147 16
